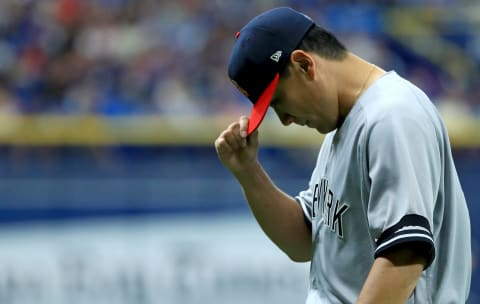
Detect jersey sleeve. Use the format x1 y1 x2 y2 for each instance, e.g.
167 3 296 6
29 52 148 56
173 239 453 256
296 169 317 226
296 190 313 228
295 137 332 227
366 114 439 269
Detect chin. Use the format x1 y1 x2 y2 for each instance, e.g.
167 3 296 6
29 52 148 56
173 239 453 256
315 125 335 134
312 126 326 134
316 128 328 134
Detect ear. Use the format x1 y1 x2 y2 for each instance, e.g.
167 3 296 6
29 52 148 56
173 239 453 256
290 50 315 80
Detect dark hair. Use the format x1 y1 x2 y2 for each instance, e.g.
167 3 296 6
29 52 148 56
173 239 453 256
297 25 348 60
280 25 347 77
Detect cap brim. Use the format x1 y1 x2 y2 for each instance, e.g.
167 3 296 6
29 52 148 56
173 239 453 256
247 73 280 135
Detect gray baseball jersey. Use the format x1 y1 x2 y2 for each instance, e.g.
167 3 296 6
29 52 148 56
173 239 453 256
296 71 471 303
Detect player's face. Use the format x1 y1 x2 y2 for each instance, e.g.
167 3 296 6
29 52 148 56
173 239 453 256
270 64 339 134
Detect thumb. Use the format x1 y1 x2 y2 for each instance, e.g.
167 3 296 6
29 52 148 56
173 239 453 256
239 115 249 138
239 115 259 147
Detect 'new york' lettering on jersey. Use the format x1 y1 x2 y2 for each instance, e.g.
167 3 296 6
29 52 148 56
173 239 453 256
312 178 350 238
296 71 471 304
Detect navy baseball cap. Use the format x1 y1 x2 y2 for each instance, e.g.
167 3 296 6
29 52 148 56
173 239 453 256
227 7 315 135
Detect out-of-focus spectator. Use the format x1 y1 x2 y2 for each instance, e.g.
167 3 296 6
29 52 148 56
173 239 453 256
0 0 477 117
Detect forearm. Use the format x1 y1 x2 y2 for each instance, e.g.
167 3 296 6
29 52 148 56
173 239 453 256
357 247 426 304
234 161 312 262
214 118 311 261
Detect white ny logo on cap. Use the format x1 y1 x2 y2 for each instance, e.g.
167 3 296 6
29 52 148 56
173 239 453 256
270 50 282 62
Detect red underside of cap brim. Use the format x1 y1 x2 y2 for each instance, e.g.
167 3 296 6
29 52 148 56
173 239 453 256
247 73 280 135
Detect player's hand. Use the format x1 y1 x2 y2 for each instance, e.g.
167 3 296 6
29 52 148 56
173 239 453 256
214 116 259 175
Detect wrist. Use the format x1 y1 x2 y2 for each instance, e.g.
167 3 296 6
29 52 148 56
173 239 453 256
232 160 263 186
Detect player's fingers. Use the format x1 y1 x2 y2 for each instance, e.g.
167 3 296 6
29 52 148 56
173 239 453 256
233 116 248 148
223 129 242 150
215 128 238 153
225 120 247 149
239 116 249 139
216 124 240 151
214 135 233 154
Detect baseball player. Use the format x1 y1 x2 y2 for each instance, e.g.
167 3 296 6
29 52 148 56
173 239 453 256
214 7 472 304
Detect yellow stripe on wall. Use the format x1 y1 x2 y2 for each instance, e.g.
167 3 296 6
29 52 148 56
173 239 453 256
0 114 478 148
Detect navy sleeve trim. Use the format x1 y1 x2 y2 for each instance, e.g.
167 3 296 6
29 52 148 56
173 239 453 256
375 214 435 269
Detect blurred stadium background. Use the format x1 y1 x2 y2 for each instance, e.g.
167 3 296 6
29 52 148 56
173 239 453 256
0 0 478 303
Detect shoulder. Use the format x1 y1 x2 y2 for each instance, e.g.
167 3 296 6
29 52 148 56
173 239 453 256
358 71 438 131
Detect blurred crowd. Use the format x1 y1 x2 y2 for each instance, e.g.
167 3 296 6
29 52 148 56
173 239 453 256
0 0 478 118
